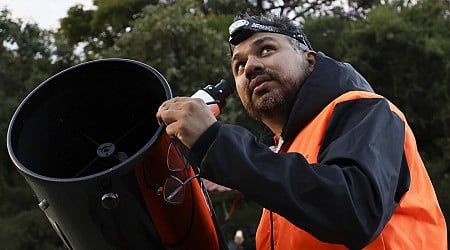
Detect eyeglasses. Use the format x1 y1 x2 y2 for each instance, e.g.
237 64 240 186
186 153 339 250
228 19 310 51
163 137 199 205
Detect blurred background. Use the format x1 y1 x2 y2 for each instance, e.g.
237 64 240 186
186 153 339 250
0 0 449 248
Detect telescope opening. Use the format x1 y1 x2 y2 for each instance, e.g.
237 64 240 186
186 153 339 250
8 59 171 180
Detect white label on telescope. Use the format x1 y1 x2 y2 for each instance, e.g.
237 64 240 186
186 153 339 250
191 90 220 117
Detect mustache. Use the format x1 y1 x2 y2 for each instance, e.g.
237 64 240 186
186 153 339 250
247 70 280 93
248 70 279 82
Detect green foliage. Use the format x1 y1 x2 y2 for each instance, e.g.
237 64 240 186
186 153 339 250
302 16 351 57
196 0 255 15
336 0 450 158
59 0 158 58
103 0 231 95
1 8 78 249
59 5 94 45
57 0 382 58
92 0 158 28
205 13 235 41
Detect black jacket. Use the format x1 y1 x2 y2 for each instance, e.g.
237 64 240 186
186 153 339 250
190 52 409 249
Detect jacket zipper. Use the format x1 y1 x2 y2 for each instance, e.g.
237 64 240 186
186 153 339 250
269 136 283 250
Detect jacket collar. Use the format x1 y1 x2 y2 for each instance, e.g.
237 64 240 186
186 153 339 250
281 52 374 142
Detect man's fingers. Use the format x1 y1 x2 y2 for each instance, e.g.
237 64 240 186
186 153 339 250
155 97 215 147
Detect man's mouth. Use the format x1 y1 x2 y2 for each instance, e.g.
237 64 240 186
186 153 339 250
250 74 273 95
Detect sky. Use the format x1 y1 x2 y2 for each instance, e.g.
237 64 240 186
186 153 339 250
0 0 94 30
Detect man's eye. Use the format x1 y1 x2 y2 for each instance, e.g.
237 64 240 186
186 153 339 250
235 62 246 73
261 47 274 55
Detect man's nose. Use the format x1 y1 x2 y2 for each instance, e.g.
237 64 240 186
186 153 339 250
245 56 264 80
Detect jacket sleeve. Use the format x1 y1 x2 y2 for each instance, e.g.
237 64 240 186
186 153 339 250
192 98 410 249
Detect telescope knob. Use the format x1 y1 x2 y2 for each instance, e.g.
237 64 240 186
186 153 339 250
38 199 50 211
101 192 120 209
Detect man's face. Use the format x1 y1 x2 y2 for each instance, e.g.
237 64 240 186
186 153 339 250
231 32 313 125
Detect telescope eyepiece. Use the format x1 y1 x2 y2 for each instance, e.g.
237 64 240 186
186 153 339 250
201 79 234 109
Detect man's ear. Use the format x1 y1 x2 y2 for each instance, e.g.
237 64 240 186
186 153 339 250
305 51 317 71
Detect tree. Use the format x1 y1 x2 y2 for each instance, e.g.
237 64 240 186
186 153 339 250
0 8 78 249
195 0 380 19
59 0 159 58
102 1 231 101
302 15 351 57
58 0 385 59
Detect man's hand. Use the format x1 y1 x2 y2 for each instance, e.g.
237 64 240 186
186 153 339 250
156 97 217 148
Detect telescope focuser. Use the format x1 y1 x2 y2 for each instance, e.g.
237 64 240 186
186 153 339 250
191 79 234 117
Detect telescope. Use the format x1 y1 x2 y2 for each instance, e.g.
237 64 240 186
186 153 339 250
6 58 231 249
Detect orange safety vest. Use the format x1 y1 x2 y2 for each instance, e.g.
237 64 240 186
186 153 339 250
256 91 447 249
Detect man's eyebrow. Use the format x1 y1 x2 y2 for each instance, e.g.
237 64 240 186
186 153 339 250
231 36 279 62
253 36 278 46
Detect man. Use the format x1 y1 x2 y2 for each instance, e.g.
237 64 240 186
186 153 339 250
228 230 245 250
156 13 447 249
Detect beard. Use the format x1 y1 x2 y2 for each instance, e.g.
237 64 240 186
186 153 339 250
243 63 311 122
247 84 295 121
